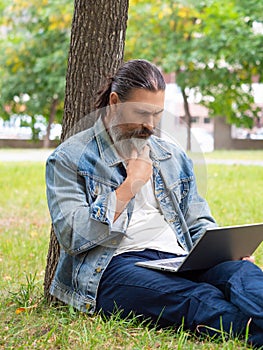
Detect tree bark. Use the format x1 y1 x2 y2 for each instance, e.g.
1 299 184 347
43 98 59 149
182 88 192 151
44 0 129 302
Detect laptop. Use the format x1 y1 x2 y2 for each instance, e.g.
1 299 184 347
135 223 263 273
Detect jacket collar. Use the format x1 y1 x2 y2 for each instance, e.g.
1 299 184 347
94 117 171 166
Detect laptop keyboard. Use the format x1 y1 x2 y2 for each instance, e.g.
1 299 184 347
158 261 182 268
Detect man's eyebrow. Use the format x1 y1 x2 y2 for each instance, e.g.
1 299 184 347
155 108 164 114
134 107 164 114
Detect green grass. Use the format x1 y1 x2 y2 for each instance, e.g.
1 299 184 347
204 150 263 161
206 163 263 269
1 152 262 349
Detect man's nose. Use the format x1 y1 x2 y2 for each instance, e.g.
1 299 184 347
142 116 154 130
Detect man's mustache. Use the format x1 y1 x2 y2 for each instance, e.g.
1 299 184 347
119 125 154 139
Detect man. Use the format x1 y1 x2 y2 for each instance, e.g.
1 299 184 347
46 59 263 347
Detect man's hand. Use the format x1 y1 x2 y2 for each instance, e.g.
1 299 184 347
125 146 152 195
242 256 255 263
114 146 152 220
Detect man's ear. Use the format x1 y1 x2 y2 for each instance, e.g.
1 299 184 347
109 92 120 105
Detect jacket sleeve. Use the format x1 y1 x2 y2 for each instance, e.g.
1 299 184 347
45 151 129 256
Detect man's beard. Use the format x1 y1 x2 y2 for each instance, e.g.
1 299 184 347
108 122 154 159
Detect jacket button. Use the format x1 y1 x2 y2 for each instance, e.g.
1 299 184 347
95 267 102 273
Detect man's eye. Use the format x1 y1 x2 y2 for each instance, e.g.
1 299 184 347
137 111 149 116
136 110 162 117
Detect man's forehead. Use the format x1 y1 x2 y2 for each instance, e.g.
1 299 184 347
123 101 163 113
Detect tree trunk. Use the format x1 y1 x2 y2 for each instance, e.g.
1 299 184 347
43 98 59 149
44 0 129 302
182 88 192 151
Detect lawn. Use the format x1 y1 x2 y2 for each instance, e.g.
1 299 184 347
1 152 262 349
204 150 263 161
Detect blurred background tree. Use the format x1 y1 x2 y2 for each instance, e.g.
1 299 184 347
0 0 73 146
1 0 263 149
125 0 263 149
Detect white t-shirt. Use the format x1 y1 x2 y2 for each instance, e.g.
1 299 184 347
114 178 187 256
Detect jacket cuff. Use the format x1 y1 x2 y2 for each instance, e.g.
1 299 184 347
90 190 129 233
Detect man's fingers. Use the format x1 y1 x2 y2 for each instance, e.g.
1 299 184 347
129 146 150 160
141 144 150 156
130 149 138 159
242 256 255 263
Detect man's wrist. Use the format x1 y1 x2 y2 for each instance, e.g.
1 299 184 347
115 178 135 203
116 178 145 201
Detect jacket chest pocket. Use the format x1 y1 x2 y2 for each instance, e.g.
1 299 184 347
79 172 119 204
171 178 191 204
158 177 192 221
89 180 107 197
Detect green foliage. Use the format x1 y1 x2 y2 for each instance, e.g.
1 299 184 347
0 0 73 134
126 0 263 128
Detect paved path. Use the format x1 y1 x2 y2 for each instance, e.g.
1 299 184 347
205 158 263 167
0 149 262 166
0 149 53 162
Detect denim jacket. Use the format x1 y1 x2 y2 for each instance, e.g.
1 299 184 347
46 117 216 313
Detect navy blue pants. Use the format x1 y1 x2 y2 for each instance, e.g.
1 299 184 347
96 249 263 347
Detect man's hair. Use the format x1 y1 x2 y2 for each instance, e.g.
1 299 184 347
94 59 166 113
